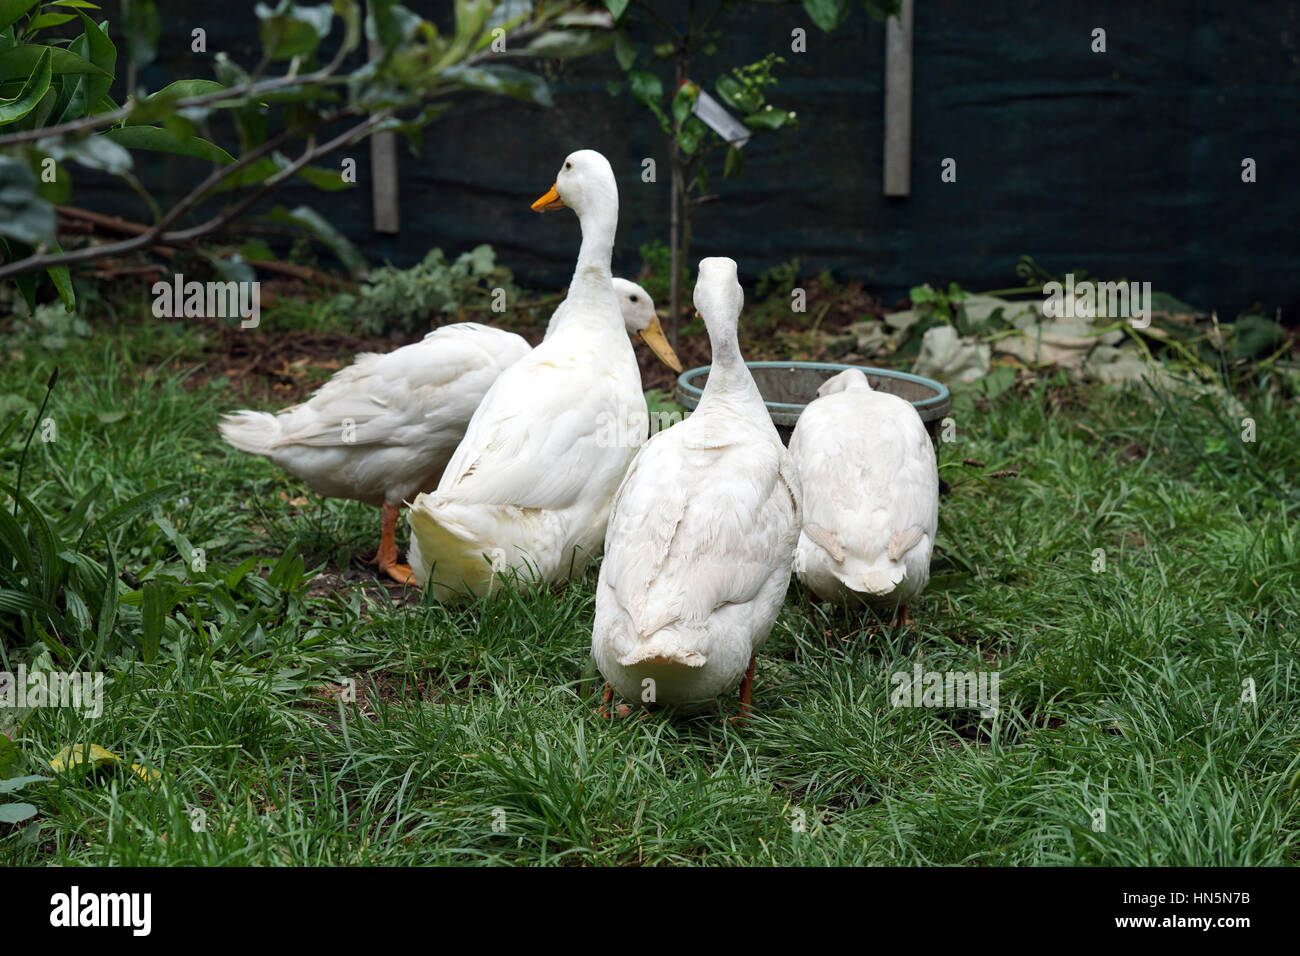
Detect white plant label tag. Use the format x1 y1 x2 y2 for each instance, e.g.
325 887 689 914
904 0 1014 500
691 88 751 148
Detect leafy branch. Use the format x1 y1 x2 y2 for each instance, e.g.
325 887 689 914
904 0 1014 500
0 0 615 309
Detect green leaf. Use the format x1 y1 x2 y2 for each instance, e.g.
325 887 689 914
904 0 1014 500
0 45 49 125
146 78 225 102
723 143 743 179
677 121 700 155
613 28 636 71
80 13 115 77
803 0 851 31
744 108 793 131
31 154 66 203
45 237 73 311
239 239 273 261
628 69 661 106
3 483 65 609
55 13 115 123
0 802 37 823
525 28 613 61
121 0 160 70
366 0 420 54
442 64 553 107
0 0 38 33
0 44 110 83
140 578 166 663
0 733 20 777
671 82 697 129
378 101 449 156
861 0 902 20
334 0 360 55
0 502 34 578
265 204 366 276
206 251 255 286
603 0 629 19
209 156 276 193
0 588 66 625
0 774 49 793
271 153 353 190
26 12 75 30
88 485 176 539
104 125 235 164
211 154 350 194
978 364 1016 399
256 1 334 60
43 133 133 174
0 155 54 245
95 536 117 652
13 262 36 311
1232 314 1285 360
716 74 760 114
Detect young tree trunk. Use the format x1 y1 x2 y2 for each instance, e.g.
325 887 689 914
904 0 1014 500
680 156 698 303
669 140 681 351
668 50 688 352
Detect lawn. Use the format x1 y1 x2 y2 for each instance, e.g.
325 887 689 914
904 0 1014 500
1 292 1298 866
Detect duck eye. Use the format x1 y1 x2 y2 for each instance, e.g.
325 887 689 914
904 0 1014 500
629 295 639 302
564 162 572 170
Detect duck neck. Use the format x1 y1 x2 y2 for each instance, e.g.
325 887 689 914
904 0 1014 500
700 320 762 408
554 198 619 334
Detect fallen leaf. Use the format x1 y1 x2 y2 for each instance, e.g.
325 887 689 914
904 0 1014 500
49 744 160 786
131 764 162 786
49 743 121 772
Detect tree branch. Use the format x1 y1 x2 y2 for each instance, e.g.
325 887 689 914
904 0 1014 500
0 64 352 150
0 118 317 281
164 110 389 244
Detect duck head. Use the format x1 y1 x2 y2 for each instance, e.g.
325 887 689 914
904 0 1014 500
816 368 872 397
612 277 683 374
531 149 618 220
693 257 744 363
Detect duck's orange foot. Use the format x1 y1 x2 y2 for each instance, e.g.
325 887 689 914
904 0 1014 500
381 562 416 586
728 655 756 724
596 684 633 718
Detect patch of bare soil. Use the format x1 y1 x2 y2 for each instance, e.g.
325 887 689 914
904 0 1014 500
135 274 891 403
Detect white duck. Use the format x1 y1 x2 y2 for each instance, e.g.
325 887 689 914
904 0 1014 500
592 257 801 715
556 277 679 375
218 323 530 583
407 149 683 602
789 368 938 621
218 280 677 585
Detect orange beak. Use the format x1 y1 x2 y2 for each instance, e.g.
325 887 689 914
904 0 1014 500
531 183 565 212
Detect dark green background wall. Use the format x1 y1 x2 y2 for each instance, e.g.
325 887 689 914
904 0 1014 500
90 1 1300 317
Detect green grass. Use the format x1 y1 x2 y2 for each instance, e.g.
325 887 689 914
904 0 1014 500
1 316 1297 866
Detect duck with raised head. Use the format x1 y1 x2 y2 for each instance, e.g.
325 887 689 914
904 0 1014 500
407 149 683 601
592 257 801 716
